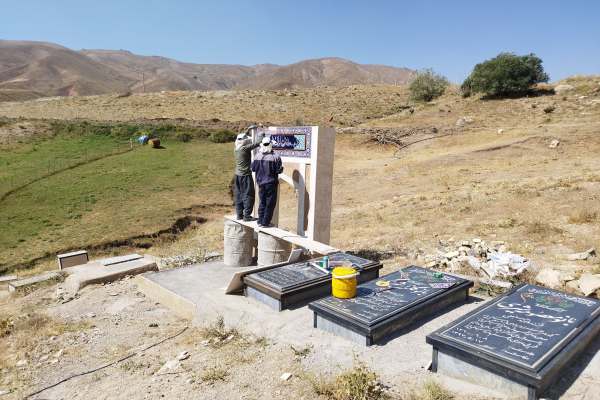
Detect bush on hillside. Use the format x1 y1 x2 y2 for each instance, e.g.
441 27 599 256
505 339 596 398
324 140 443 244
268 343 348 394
409 69 449 102
209 129 237 143
463 52 549 98
460 77 473 98
176 132 193 142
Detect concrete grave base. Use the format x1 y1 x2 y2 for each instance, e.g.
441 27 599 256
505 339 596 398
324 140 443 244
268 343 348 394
245 286 282 311
314 314 371 345
133 262 600 399
135 262 314 335
0 275 18 290
8 271 63 293
435 350 529 399
63 255 158 294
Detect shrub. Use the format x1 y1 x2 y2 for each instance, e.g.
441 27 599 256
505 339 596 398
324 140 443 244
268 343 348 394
209 129 237 143
176 132 193 142
460 77 472 98
307 360 387 400
409 69 449 102
463 53 549 97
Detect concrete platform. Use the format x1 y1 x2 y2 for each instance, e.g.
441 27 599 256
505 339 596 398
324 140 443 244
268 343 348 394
135 262 600 399
135 262 309 332
0 275 18 290
135 262 484 370
63 255 158 293
8 271 63 293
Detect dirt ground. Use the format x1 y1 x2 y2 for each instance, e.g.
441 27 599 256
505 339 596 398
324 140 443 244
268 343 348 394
0 279 488 400
1 280 317 400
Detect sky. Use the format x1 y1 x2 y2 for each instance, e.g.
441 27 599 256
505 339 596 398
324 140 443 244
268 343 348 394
1 0 599 82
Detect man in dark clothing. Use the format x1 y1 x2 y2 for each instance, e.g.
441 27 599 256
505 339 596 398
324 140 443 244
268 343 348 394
234 127 261 221
251 136 283 227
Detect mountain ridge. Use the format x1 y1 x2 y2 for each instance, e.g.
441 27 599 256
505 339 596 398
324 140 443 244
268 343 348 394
0 40 415 100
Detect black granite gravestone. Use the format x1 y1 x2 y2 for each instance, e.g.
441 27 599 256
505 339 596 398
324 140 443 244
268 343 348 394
243 252 382 311
309 266 473 345
427 284 600 400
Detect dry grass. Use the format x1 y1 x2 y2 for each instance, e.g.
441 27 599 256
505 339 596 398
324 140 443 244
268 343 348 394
200 365 229 384
307 360 388 400
200 316 239 347
523 221 564 238
568 209 599 224
408 380 454 400
290 344 313 359
0 310 91 374
4 77 600 292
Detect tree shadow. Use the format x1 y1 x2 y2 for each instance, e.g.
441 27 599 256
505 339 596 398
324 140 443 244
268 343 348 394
480 87 556 101
347 248 395 262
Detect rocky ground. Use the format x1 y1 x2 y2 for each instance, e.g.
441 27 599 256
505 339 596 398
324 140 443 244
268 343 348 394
1 279 317 400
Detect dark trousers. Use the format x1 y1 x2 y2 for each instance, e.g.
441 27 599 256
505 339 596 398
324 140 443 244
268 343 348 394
234 175 255 219
258 183 278 226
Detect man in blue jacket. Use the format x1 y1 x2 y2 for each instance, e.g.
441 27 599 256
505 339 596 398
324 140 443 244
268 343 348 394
251 136 283 227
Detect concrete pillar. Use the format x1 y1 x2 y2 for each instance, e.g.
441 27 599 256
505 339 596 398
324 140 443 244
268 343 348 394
257 232 291 266
223 219 254 267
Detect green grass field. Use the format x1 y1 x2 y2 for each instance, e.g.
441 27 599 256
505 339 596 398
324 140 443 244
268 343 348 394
0 122 235 272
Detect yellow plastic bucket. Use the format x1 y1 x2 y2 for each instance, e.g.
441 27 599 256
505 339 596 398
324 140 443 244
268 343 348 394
331 266 358 299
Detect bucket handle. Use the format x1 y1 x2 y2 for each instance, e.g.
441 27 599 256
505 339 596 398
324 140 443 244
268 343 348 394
333 272 358 279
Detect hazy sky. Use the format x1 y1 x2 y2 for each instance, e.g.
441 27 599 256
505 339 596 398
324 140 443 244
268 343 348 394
2 0 599 82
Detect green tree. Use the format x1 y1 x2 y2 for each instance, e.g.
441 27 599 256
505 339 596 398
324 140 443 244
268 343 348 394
408 69 449 102
464 52 549 97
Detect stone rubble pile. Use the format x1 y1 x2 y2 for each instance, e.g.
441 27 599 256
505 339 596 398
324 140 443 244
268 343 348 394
160 251 222 269
425 239 599 297
425 238 530 280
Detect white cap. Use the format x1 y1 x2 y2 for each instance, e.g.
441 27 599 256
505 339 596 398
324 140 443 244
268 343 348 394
236 133 247 141
261 137 271 145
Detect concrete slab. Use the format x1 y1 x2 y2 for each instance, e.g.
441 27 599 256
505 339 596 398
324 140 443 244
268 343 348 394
0 275 18 290
136 262 484 374
63 255 158 293
8 271 63 293
136 262 600 399
224 215 339 255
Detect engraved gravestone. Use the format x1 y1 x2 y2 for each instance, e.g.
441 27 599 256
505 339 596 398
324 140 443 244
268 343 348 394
244 252 382 311
427 284 600 399
309 266 473 345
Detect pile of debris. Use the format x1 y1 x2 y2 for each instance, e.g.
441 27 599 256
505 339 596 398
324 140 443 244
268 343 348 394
424 238 530 281
160 251 222 269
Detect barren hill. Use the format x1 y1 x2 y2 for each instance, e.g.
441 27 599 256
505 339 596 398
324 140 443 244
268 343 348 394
0 40 131 101
0 40 414 100
235 57 415 89
80 49 259 92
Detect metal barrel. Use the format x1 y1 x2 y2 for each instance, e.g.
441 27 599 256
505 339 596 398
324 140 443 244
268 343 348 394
257 232 291 266
223 219 253 267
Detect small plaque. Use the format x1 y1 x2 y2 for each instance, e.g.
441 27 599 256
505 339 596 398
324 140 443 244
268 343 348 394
435 284 600 369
